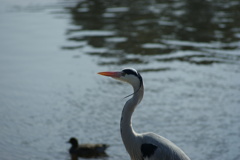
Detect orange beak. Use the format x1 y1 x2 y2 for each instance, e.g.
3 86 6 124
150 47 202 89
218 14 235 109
98 71 122 78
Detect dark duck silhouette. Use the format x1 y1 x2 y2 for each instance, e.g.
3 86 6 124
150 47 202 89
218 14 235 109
67 137 109 160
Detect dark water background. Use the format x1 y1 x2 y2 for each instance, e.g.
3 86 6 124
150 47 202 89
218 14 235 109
0 0 240 160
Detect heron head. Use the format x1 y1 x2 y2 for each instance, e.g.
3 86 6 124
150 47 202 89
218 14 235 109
98 68 142 88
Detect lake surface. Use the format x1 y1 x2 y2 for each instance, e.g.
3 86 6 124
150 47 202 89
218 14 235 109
0 0 240 160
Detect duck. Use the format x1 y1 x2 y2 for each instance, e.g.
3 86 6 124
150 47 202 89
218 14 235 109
67 137 109 160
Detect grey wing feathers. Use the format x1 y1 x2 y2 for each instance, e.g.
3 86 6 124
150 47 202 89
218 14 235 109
140 133 191 160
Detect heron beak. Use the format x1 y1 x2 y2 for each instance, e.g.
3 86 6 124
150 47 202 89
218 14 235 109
98 71 122 78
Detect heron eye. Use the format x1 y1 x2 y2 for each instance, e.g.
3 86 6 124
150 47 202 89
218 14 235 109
121 72 126 76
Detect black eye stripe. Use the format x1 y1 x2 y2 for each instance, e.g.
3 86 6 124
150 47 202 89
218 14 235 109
122 68 143 87
122 69 138 77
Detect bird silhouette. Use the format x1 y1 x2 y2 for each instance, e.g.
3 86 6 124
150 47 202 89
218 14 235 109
67 137 109 160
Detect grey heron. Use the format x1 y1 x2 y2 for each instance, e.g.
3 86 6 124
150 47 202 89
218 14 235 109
98 68 191 160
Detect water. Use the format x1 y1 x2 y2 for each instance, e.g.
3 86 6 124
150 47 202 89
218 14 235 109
0 0 240 160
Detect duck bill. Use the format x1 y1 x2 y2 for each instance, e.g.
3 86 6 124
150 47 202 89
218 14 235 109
98 71 121 78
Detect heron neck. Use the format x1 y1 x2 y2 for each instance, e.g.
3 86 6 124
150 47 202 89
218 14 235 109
120 83 144 156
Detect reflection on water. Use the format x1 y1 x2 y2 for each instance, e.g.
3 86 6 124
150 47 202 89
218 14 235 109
0 0 240 160
62 0 240 66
